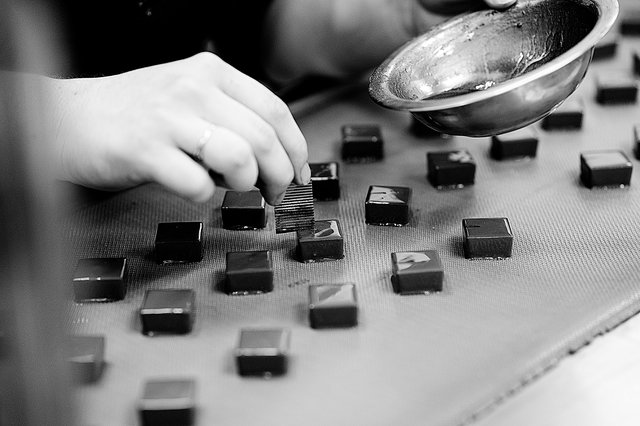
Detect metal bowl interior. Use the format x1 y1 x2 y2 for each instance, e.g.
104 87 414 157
368 0 619 136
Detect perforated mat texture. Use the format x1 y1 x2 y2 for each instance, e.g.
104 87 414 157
68 11 640 426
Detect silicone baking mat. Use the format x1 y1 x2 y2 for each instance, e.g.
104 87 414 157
67 11 640 426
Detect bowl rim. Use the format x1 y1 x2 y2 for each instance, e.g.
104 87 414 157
368 0 619 112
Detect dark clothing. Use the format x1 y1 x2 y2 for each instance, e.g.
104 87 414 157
53 1 273 83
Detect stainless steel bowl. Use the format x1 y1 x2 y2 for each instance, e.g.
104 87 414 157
368 0 619 137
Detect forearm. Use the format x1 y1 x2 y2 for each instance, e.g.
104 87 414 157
263 0 437 84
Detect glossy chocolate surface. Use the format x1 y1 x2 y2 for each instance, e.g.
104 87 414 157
580 150 633 188
155 222 203 264
541 97 584 129
391 250 444 294
463 218 514 259
235 328 290 376
139 378 195 426
595 72 639 104
365 186 411 226
491 126 538 160
427 150 476 188
140 289 195 335
297 220 344 262
225 251 273 294
308 283 358 328
221 190 266 230
72 257 127 302
341 124 384 162
69 334 105 384
310 162 340 201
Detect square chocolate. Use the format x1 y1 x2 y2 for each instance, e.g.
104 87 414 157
341 124 384 162
221 190 266 230
155 222 203 264
463 218 514 259
620 10 640 35
634 125 640 160
72 257 127 302
427 150 476 188
310 162 340 201
235 328 290 377
490 127 538 160
273 183 315 234
68 334 105 384
225 250 273 295
140 289 195 335
595 72 638 104
309 283 358 328
365 185 411 226
297 219 344 263
580 150 633 188
634 50 640 76
541 97 584 130
138 378 195 426
592 30 618 60
391 251 444 294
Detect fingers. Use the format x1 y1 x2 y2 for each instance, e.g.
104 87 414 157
195 89 299 205
484 0 516 9
204 56 310 187
172 117 260 194
148 147 216 203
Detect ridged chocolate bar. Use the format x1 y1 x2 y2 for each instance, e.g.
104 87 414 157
274 183 315 234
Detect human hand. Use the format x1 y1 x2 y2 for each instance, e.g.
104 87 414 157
49 52 309 205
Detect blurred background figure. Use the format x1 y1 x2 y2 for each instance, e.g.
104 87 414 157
0 1 74 425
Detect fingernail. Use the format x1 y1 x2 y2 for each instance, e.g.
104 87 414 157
273 192 286 206
299 163 311 185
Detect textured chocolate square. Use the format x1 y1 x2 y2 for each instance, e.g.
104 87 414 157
620 10 640 35
309 283 358 328
273 183 315 234
297 219 344 263
634 50 640 76
463 218 514 259
221 190 266 230
541 98 584 130
310 162 340 201
490 127 539 160
72 257 127 302
391 251 444 294
155 222 203 264
427 150 476 188
225 250 273 295
235 328 290 377
140 289 195 335
595 72 638 104
592 30 618 60
341 124 384 162
68 334 105 384
138 378 195 426
365 185 411 226
580 150 633 188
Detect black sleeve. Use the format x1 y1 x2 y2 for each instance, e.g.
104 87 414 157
52 0 273 79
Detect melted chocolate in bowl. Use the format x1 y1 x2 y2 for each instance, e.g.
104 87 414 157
369 0 617 136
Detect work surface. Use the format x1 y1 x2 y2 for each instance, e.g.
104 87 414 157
69 16 640 426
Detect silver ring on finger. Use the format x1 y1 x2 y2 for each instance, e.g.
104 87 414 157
194 124 216 163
